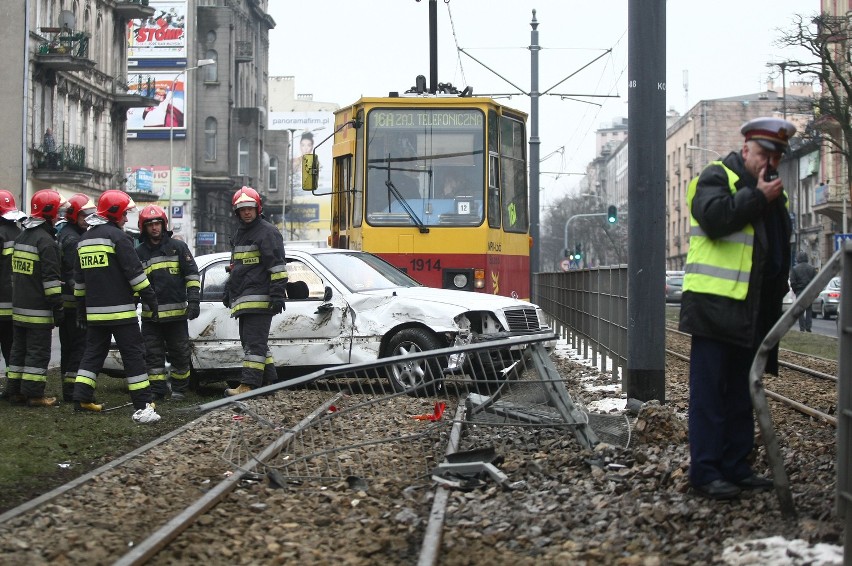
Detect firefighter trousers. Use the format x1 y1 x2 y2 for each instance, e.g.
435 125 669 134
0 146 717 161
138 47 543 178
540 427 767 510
142 318 192 397
73 323 152 410
7 324 52 399
238 313 277 388
59 306 86 399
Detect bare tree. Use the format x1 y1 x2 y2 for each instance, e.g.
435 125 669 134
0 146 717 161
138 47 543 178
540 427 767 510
777 13 850 200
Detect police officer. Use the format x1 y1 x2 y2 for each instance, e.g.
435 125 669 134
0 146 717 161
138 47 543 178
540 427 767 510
680 117 796 500
223 186 287 396
72 190 161 423
0 191 24 400
135 205 200 401
56 193 96 401
7 189 65 407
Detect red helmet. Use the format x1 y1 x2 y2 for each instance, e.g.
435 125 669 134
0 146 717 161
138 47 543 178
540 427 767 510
0 190 21 220
232 186 262 215
65 193 96 223
138 204 169 231
97 190 136 223
30 189 65 220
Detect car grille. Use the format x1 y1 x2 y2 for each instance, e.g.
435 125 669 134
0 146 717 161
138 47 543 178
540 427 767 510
503 307 541 331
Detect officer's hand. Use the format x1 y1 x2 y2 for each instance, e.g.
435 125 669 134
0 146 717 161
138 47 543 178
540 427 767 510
53 307 64 328
271 297 286 314
222 289 231 308
186 301 200 320
76 307 87 330
143 298 159 322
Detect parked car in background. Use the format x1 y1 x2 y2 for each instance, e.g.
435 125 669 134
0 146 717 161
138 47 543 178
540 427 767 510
813 276 841 319
104 248 551 394
781 287 794 312
665 271 684 303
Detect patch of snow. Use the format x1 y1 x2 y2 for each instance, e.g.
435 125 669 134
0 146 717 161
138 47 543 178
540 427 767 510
721 536 843 565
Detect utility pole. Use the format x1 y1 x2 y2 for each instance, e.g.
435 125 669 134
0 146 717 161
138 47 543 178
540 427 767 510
529 11 541 301
626 0 666 403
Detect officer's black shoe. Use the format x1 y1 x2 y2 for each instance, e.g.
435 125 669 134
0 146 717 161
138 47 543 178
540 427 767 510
735 474 773 490
692 479 741 500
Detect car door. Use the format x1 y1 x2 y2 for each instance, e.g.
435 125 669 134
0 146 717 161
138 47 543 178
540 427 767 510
189 257 353 372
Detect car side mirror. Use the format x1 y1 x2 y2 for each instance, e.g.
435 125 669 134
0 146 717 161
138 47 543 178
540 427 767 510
323 286 333 302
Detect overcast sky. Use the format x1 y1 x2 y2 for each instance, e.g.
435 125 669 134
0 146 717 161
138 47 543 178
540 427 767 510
268 1 816 206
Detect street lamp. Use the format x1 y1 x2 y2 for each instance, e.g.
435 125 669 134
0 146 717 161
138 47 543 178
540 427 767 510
686 145 721 159
285 128 296 241
168 58 215 230
766 61 789 119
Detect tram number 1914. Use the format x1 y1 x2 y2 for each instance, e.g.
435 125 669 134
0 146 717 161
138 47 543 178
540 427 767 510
409 258 441 272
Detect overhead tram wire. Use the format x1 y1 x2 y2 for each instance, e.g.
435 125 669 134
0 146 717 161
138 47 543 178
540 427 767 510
445 0 468 88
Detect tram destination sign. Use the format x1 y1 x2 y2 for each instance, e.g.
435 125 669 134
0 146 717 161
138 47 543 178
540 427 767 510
371 109 483 129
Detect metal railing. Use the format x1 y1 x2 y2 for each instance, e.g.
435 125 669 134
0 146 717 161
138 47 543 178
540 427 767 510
535 266 628 381
33 143 86 171
38 30 90 59
115 74 156 97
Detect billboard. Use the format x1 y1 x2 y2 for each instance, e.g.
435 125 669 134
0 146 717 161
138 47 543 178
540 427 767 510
126 1 187 60
125 165 192 201
126 72 188 131
268 112 334 193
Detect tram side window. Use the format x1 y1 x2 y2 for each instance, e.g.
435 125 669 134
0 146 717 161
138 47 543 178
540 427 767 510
353 120 365 228
500 117 528 233
487 153 501 228
487 110 501 228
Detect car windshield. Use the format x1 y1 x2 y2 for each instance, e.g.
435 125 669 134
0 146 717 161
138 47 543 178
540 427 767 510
314 252 422 292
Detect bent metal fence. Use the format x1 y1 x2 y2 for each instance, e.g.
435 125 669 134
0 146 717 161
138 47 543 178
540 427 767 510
535 266 628 381
194 333 631 486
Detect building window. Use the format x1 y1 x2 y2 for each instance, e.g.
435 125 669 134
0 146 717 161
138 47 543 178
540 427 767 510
269 157 279 191
238 138 249 176
204 117 217 161
204 50 218 82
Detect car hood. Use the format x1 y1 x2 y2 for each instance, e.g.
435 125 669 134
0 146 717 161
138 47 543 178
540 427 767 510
359 286 535 311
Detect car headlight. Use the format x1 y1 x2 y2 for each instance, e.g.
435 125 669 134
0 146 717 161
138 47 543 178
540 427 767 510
452 273 468 288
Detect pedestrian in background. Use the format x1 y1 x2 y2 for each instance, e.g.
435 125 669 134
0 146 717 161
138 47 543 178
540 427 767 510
679 117 796 500
789 251 817 333
135 205 200 401
0 191 24 401
72 190 160 423
56 193 96 401
223 186 287 396
6 190 65 407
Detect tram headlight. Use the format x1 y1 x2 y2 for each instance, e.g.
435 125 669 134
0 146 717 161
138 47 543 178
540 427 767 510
452 273 468 289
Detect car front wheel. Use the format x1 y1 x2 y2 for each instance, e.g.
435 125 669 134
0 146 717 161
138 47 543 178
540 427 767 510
384 328 445 396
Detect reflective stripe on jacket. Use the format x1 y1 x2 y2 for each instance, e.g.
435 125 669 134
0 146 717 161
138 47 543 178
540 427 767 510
11 222 61 327
683 162 754 300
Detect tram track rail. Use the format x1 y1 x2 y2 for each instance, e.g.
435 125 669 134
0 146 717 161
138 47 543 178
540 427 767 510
665 324 838 427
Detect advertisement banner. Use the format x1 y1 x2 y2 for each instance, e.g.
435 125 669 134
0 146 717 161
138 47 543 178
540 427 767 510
126 72 187 131
125 165 192 201
268 112 334 193
126 1 187 60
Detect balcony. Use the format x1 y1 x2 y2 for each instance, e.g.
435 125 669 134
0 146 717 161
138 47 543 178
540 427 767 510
31 143 93 184
113 0 156 21
112 74 161 109
36 27 95 72
235 40 253 63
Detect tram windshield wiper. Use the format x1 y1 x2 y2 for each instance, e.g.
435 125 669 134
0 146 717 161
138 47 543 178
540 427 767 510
385 180 428 233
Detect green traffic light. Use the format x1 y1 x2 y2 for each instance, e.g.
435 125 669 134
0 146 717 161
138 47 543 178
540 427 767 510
607 205 617 224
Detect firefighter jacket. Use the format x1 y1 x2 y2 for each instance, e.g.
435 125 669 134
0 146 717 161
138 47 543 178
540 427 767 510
136 231 200 321
57 222 86 310
11 219 62 327
679 152 791 367
0 218 20 320
225 214 287 317
74 218 156 326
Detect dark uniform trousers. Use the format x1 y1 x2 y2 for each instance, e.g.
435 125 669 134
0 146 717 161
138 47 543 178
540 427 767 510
73 323 152 410
688 335 756 487
0 319 12 370
238 313 276 388
58 306 85 399
6 325 52 398
142 319 192 397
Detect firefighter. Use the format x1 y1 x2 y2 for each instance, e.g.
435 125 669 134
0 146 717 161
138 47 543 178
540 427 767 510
0 190 24 400
56 193 96 401
72 190 161 423
223 186 287 396
135 205 200 401
6 189 65 407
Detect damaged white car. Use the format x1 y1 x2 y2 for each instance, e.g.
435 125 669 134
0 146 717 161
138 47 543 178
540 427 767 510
105 248 551 393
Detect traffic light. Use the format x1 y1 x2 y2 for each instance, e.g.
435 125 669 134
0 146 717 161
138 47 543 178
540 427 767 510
574 242 582 261
607 205 617 224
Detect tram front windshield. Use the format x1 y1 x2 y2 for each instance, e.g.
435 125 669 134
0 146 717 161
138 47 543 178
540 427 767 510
365 108 486 227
